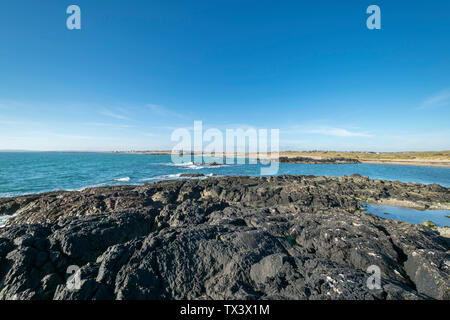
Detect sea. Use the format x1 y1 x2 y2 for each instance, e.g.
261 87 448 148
0 152 449 227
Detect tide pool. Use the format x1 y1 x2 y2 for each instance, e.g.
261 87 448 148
365 203 450 227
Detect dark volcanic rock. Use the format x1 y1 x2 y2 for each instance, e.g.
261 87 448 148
0 175 449 300
179 173 205 178
404 249 449 299
279 157 361 164
206 162 222 166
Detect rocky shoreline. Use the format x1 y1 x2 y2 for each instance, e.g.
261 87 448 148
0 175 449 300
278 157 361 164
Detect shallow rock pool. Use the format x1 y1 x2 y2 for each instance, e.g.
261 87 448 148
364 203 450 227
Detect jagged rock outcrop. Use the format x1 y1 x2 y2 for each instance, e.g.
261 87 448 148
0 175 448 300
179 173 205 178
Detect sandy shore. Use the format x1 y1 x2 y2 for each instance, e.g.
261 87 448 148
358 159 450 167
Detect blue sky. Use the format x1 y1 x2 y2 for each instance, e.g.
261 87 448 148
0 0 449 151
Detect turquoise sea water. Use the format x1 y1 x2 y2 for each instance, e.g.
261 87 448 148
1 152 449 197
365 204 450 227
0 152 449 227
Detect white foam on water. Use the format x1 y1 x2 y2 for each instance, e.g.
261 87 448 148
114 177 131 182
140 173 218 182
167 162 194 167
184 164 205 170
165 161 232 170
0 192 23 198
0 215 13 228
140 173 182 181
76 182 108 191
167 162 205 169
164 174 183 179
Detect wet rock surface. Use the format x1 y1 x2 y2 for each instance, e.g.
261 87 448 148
0 175 449 300
179 173 205 178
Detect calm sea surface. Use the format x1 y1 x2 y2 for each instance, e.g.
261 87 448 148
0 152 449 227
1 152 449 197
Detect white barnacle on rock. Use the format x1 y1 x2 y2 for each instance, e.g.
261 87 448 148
326 276 339 287
333 287 343 295
444 260 450 268
368 252 381 258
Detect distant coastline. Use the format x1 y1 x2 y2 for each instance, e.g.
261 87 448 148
0 150 450 168
2 150 449 167
115 150 450 168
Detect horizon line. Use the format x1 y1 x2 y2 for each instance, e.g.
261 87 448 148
0 149 449 154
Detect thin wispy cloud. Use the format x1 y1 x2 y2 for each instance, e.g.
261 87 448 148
100 109 130 120
82 122 134 128
114 106 130 114
55 134 97 140
306 126 372 137
419 89 450 109
147 104 184 119
284 125 372 138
